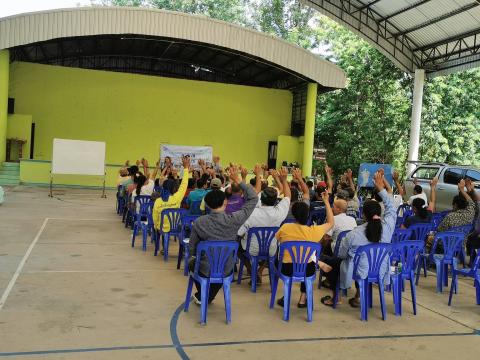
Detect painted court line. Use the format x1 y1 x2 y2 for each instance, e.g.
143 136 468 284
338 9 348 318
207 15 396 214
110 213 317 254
0 330 477 357
0 218 49 311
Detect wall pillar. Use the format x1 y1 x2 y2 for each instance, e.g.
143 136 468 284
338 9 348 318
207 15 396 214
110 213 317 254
302 82 317 177
0 50 9 163
407 69 425 174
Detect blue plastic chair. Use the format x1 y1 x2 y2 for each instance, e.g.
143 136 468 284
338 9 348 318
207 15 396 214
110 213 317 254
391 241 424 315
131 195 152 251
116 185 125 215
177 214 201 275
308 208 326 226
391 228 413 244
448 251 480 306
155 208 185 260
449 224 474 267
184 241 239 325
415 231 464 292
409 223 433 241
237 227 279 292
396 205 413 228
269 241 321 322
320 230 350 292
352 243 392 321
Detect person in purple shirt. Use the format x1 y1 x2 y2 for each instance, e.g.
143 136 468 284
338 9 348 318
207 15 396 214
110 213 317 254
225 183 245 214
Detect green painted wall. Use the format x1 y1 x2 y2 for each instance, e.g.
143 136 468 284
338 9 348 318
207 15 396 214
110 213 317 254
7 114 32 161
9 62 293 187
0 50 9 162
276 135 304 168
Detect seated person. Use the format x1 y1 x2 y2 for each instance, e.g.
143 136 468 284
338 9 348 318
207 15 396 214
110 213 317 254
186 178 208 214
320 171 396 307
152 156 190 241
437 179 476 232
188 166 258 305
237 166 291 283
466 179 480 265
322 199 357 256
225 182 245 214
274 191 334 308
402 177 437 228
408 179 428 205
131 159 159 203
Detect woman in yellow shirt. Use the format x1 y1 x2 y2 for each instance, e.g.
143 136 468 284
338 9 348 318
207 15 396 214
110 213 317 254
275 191 334 308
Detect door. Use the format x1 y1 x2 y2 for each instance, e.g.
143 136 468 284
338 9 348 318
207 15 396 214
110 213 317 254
437 167 465 211
267 141 277 170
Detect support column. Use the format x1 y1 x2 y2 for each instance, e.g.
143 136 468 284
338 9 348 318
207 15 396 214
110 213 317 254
407 69 425 174
0 50 9 163
302 82 317 177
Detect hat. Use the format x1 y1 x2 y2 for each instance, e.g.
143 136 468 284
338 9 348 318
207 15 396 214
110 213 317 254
210 178 222 189
317 181 327 188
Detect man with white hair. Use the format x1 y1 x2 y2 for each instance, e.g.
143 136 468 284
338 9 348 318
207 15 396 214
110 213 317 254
322 199 357 256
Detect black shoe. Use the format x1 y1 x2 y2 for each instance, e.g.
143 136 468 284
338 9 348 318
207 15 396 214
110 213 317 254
297 302 307 309
276 297 284 307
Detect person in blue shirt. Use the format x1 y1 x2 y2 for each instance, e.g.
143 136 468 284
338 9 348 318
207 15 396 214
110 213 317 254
186 178 209 215
320 170 396 307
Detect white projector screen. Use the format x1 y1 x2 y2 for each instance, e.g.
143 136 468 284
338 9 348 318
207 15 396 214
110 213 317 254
52 139 106 175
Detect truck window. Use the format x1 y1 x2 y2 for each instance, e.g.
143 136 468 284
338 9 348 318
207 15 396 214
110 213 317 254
443 168 464 185
465 170 480 183
412 167 439 180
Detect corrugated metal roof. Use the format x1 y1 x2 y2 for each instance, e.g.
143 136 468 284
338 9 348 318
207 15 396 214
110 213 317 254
303 0 480 77
0 7 346 89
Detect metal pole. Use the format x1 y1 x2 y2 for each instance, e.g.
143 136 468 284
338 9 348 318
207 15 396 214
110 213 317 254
101 172 106 198
302 83 318 177
407 69 425 174
49 172 53 198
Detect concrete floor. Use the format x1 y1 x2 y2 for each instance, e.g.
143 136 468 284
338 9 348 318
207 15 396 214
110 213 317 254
0 186 478 360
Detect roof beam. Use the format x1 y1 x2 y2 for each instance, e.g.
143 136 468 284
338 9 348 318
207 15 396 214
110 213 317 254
413 27 480 51
377 0 431 23
351 0 383 14
392 2 479 37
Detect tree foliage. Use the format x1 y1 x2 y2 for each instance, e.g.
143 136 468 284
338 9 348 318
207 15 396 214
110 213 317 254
96 0 480 174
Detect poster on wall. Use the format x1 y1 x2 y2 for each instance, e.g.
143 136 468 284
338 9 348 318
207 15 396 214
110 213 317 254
160 144 213 168
357 163 393 188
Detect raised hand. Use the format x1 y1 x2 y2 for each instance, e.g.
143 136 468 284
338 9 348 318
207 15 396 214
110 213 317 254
229 165 240 184
181 155 191 170
374 171 385 192
254 164 262 177
324 163 333 176
458 178 466 191
240 166 248 179
346 168 353 179
278 167 289 182
430 176 438 187
393 171 399 181
465 178 474 192
321 191 329 203
291 167 302 180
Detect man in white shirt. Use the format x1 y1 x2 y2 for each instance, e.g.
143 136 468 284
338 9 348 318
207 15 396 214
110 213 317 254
322 199 357 255
408 184 428 205
237 170 291 283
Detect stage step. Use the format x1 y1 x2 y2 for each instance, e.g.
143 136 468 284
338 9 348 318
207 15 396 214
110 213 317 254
0 163 20 186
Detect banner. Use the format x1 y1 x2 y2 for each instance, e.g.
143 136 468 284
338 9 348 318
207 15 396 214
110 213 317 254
160 144 213 168
358 163 393 188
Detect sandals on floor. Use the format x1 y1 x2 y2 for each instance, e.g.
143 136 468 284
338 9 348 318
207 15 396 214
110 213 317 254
348 297 360 308
320 295 334 307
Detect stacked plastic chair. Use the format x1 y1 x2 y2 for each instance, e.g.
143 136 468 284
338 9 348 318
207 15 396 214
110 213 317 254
236 227 279 292
184 241 239 325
